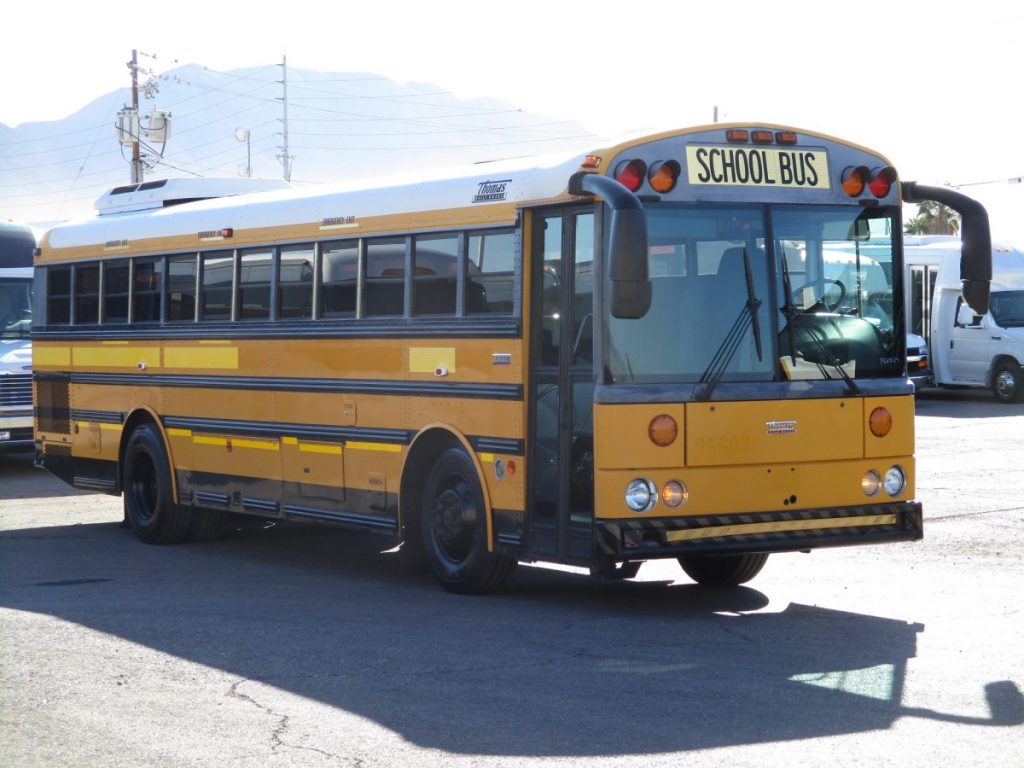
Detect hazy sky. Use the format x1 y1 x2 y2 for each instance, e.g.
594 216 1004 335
4 0 1023 241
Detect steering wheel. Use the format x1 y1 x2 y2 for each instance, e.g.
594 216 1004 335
791 278 846 312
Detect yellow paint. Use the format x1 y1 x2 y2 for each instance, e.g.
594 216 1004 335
478 452 494 463
281 436 298 446
232 438 280 452
863 396 914 459
594 403 686 470
346 441 402 453
664 513 898 543
686 399 861 467
167 428 193 438
409 347 456 374
299 442 343 455
73 346 160 368
34 347 71 366
594 456 915 519
100 423 122 431
193 436 228 447
164 346 239 369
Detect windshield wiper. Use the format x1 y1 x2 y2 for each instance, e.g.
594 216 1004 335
779 248 859 395
695 247 763 401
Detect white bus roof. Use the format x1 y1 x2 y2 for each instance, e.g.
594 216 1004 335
46 149 591 251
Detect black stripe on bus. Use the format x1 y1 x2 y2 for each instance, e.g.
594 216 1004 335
70 409 124 424
31 317 521 341
283 504 397 532
470 436 524 455
70 372 522 401
163 415 412 445
160 415 524 456
179 470 398 535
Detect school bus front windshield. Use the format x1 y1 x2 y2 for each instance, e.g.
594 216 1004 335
605 204 902 386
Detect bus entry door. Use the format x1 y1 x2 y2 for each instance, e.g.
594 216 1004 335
528 207 596 564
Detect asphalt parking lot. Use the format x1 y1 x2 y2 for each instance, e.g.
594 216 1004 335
1 386 1021 768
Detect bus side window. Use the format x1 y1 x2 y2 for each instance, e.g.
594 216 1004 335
321 241 358 318
279 244 314 320
103 260 130 324
133 258 163 323
237 249 273 321
413 233 458 316
167 255 197 322
74 264 99 325
468 229 515 315
200 252 233 321
364 238 405 317
47 266 71 325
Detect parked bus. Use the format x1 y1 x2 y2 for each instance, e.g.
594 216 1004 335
32 126 992 592
1 220 36 452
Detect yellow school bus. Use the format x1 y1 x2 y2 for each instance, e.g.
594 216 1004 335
33 124 992 593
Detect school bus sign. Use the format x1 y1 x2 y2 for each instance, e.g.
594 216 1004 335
686 145 831 189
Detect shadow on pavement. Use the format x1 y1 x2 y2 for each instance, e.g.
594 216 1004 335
1 518 1020 757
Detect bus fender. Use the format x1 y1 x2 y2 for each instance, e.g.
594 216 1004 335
401 424 495 553
118 406 180 503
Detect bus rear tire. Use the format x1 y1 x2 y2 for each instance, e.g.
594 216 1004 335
678 553 768 586
123 424 192 545
992 361 1024 403
421 447 516 594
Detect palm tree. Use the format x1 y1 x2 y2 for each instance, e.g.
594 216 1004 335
905 201 960 235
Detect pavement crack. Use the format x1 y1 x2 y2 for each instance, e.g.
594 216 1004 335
929 506 1024 522
227 678 338 761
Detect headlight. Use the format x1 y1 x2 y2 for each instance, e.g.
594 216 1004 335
625 478 658 513
861 470 881 497
883 466 906 497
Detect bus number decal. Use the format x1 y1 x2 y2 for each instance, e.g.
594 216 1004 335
686 146 830 189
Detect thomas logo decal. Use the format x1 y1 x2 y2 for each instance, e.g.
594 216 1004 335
473 179 511 203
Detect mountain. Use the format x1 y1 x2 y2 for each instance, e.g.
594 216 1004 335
0 63 594 227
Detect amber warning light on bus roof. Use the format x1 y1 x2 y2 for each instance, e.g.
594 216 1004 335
726 129 798 145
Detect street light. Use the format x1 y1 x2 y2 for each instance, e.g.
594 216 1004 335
235 127 251 178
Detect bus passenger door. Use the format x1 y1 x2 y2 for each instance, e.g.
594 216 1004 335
527 207 596 564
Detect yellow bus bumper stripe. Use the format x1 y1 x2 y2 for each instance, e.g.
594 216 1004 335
664 513 898 543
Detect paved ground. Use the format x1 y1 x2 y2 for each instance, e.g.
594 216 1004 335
0 386 1021 767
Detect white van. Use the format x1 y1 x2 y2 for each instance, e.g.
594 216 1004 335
928 244 1024 402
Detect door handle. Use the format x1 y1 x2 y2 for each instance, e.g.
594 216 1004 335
991 335 1002 340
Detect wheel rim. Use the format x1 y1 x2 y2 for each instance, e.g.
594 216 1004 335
430 477 477 566
995 369 1017 400
129 450 159 522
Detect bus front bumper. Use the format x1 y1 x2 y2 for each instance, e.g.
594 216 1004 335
595 502 923 560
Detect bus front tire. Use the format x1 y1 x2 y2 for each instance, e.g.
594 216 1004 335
678 553 768 586
421 447 515 594
992 361 1024 403
123 424 192 545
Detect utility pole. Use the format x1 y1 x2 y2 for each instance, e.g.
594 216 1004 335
129 49 143 183
277 56 293 182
